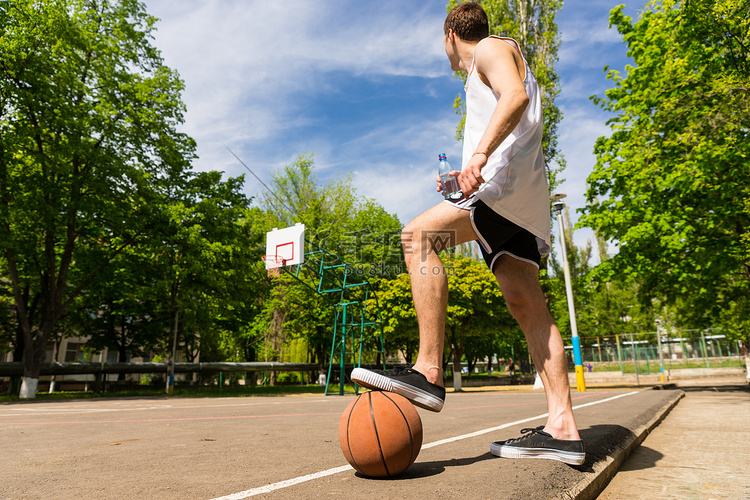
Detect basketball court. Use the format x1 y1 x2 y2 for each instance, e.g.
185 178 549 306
0 387 683 499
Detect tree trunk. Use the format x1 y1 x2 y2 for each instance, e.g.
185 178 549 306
48 340 59 393
246 341 258 387
5 254 42 399
467 357 476 375
20 322 50 399
451 347 463 392
118 344 128 383
19 377 39 398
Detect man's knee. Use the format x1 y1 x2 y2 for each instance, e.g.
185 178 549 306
401 223 419 263
401 221 436 259
502 286 533 321
494 258 546 321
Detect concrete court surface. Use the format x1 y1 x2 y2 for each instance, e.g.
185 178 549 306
0 385 697 500
599 378 750 500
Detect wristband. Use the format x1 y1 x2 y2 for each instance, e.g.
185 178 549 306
473 151 488 158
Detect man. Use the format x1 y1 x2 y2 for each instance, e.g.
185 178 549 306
352 2 584 465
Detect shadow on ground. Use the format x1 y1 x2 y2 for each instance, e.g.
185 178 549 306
357 452 496 480
577 424 635 472
615 445 664 472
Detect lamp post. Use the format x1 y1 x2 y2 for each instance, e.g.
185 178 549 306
551 194 586 392
656 319 666 383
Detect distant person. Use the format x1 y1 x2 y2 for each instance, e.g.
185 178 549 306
353 2 584 465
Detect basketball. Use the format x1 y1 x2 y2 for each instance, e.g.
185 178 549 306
339 391 423 478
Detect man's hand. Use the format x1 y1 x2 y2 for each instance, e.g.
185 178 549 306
457 153 486 196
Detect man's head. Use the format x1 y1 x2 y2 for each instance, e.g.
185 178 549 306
444 2 489 42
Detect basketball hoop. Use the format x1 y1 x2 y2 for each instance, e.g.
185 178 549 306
262 255 286 278
263 223 304 278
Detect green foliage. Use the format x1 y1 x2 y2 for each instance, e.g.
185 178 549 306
444 253 520 370
341 199 404 280
379 254 520 369
263 153 355 248
0 0 199 391
378 273 419 363
0 0 272 394
257 271 334 366
263 153 403 278
145 172 261 362
255 155 403 367
582 0 750 344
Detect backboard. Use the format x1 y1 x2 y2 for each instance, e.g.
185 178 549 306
264 223 305 269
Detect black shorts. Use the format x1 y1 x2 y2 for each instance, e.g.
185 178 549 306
469 200 541 271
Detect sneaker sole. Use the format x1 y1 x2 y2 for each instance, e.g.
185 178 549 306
490 443 585 466
351 368 444 412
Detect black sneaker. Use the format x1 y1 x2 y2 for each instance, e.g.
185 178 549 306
351 365 445 412
490 426 585 465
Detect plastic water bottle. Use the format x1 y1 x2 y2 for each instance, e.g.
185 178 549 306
438 153 463 202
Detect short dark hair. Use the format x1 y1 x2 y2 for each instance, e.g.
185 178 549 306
444 2 489 42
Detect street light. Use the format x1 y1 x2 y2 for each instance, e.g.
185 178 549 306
551 193 586 392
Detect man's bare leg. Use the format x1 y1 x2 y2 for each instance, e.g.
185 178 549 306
493 254 580 441
401 202 477 387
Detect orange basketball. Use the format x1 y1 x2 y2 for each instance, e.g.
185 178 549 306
339 391 423 478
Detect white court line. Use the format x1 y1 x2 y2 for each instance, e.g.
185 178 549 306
211 466 355 500
209 390 639 500
0 398 333 418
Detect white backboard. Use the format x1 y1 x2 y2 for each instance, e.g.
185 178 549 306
265 223 305 269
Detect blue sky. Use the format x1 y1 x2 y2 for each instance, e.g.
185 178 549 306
143 0 647 260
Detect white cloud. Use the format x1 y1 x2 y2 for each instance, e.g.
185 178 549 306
345 112 462 224
354 167 437 225
141 0 457 213
139 0 649 264
147 3 446 135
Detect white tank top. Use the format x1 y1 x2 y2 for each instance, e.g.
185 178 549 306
460 36 551 255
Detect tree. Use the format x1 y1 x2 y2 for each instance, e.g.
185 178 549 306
0 0 196 397
202 206 270 368
70 247 163 366
582 0 750 360
547 221 658 361
378 273 420 364
69 171 261 373
256 272 335 382
263 153 357 250
145 172 258 365
341 199 404 280
446 0 566 191
257 154 402 371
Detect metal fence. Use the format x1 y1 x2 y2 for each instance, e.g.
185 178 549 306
567 330 744 375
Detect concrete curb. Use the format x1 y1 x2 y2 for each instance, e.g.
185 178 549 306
558 388 685 500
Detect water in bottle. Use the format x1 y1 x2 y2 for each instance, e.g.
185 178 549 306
438 153 463 202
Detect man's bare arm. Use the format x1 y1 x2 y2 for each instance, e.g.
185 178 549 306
457 39 529 196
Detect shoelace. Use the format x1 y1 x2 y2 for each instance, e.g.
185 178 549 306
391 364 417 375
504 426 552 444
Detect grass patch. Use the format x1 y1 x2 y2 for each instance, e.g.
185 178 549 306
581 357 743 374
